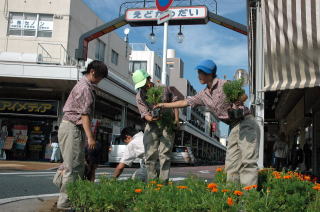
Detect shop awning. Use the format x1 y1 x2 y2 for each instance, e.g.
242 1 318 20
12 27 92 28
262 0 320 91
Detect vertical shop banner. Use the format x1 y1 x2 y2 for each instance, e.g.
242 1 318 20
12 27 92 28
15 135 28 150
3 137 15 150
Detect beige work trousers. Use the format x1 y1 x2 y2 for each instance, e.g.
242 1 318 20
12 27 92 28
225 115 260 186
57 120 85 208
143 123 174 182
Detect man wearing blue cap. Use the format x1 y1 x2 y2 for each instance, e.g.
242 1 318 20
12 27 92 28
155 60 260 186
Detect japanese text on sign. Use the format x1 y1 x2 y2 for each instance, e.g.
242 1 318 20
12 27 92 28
126 6 207 21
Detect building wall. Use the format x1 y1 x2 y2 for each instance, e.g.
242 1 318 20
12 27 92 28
0 0 71 60
130 50 163 83
167 57 187 96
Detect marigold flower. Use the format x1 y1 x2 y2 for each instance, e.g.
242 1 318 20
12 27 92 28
149 181 157 184
312 186 320 191
168 181 173 185
211 188 218 192
227 197 234 206
207 183 217 189
135 189 142 193
275 176 281 179
154 187 161 191
221 189 230 193
233 190 243 196
283 175 292 179
243 186 252 191
157 184 164 187
251 185 258 188
216 167 223 172
304 176 311 181
176 185 188 189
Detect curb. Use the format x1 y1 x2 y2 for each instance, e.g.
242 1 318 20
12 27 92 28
0 193 59 205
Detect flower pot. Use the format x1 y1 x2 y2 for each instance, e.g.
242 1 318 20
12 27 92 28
228 108 244 120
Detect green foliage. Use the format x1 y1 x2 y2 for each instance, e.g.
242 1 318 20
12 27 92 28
223 79 245 103
67 170 320 212
146 86 175 134
146 86 164 105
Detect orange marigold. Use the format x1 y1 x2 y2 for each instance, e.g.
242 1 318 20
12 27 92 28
243 186 252 191
304 176 311 181
135 189 142 193
221 189 230 193
211 188 218 192
227 197 234 206
157 184 164 187
177 185 188 189
251 185 258 188
207 183 218 189
233 190 243 196
283 175 292 179
216 167 223 172
154 187 161 191
149 181 157 184
312 186 320 191
275 176 281 179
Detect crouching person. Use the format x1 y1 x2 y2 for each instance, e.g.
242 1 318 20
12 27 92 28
113 127 146 181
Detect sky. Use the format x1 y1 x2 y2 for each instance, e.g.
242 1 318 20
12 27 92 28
82 0 249 137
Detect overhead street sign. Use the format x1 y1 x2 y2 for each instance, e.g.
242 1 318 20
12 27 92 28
156 0 174 12
126 6 208 26
157 10 173 25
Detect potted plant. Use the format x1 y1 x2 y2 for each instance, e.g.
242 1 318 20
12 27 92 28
222 79 247 121
146 86 175 133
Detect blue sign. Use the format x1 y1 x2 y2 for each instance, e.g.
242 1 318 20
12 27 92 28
156 0 174 12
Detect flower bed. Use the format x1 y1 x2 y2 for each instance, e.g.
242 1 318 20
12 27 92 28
67 168 320 211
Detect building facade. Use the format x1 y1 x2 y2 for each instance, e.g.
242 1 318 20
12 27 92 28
0 0 142 162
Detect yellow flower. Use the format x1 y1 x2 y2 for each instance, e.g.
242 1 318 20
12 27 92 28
134 189 142 193
207 183 217 189
154 187 161 191
233 190 243 196
227 197 234 206
168 181 173 185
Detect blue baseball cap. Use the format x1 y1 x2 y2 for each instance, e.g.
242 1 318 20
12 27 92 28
195 59 217 74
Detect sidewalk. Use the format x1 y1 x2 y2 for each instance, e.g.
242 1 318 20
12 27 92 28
0 160 61 171
0 196 60 212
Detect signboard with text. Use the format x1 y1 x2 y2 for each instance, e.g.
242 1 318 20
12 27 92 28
9 20 53 31
126 6 208 26
0 99 59 117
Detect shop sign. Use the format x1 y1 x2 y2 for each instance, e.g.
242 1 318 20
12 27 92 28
15 135 28 150
0 99 58 117
126 6 208 26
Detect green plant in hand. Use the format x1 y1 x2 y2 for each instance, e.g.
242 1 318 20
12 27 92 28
146 86 175 134
223 79 245 103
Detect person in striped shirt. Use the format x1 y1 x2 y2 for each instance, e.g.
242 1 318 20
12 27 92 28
155 59 260 186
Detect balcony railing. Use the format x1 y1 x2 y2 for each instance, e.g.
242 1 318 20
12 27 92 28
37 42 76 66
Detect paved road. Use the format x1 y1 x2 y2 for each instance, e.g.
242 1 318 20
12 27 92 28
0 165 219 199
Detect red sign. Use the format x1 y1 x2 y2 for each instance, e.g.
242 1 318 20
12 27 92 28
156 0 174 12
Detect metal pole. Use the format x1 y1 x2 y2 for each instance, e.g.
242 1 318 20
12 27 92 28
161 21 168 85
255 2 265 169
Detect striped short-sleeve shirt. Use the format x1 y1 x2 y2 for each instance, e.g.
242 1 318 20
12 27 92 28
186 78 250 124
63 76 95 125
